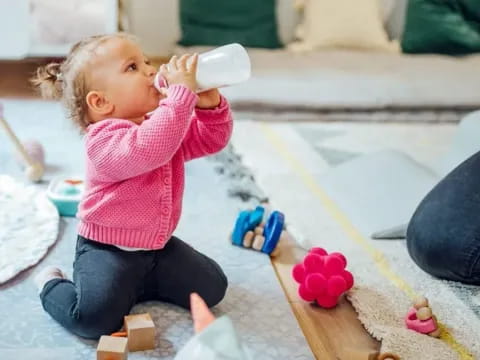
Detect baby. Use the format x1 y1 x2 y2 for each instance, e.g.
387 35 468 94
32 33 232 339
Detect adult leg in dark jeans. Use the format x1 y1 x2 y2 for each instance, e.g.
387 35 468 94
407 151 480 285
141 236 228 308
40 236 155 339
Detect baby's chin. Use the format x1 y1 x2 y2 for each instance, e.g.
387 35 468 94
145 93 163 112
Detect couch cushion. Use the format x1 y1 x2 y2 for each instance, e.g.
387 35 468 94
179 0 281 49
218 49 480 111
402 0 480 55
289 0 399 52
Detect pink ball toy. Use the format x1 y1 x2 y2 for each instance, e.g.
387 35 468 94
292 247 354 308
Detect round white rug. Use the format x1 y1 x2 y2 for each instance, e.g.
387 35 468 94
0 175 59 284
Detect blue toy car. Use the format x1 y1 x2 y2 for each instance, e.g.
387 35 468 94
231 205 285 256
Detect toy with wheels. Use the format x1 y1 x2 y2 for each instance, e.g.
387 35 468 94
231 205 285 256
292 247 354 308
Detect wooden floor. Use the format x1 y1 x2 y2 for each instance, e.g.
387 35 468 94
0 60 380 360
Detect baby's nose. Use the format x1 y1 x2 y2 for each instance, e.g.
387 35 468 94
145 65 156 77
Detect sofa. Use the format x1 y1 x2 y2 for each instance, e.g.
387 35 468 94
123 0 480 119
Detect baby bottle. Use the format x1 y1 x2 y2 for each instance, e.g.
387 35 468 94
154 43 251 93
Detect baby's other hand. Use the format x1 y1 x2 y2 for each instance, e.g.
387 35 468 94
159 54 198 92
196 88 221 109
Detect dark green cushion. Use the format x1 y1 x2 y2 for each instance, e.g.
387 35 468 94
402 0 480 55
179 0 281 49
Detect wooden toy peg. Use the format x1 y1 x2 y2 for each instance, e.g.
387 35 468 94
97 335 128 360
124 313 155 351
254 226 264 235
378 352 400 360
413 296 429 309
243 231 254 248
252 235 265 250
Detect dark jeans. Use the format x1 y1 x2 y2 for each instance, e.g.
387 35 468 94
407 151 480 285
40 235 228 339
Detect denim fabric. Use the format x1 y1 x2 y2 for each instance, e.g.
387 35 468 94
40 235 228 339
407 151 480 285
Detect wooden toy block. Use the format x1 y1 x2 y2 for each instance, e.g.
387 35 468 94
243 231 254 248
124 313 155 352
338 348 379 360
270 245 281 257
97 335 128 360
378 352 400 360
252 235 265 250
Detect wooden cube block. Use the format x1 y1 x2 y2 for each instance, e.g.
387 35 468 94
124 313 155 352
97 335 128 360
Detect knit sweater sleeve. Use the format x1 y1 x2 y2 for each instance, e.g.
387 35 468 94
85 85 198 181
181 95 233 162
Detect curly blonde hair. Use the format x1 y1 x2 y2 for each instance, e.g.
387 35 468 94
31 33 135 132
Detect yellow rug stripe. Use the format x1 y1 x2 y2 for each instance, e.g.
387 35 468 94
259 122 473 359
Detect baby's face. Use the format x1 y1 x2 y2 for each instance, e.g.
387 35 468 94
88 37 163 123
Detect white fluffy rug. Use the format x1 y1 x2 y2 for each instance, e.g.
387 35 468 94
0 175 59 284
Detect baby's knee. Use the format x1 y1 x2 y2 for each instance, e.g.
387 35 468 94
71 302 125 339
202 265 228 308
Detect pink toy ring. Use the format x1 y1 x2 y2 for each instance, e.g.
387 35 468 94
405 307 437 334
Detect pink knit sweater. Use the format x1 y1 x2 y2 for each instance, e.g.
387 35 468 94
77 85 233 249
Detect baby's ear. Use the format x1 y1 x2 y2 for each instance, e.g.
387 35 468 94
85 91 114 117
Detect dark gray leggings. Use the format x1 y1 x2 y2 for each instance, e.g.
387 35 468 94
407 151 480 285
40 235 228 339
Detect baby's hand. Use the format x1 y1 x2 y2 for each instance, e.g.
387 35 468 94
196 88 221 109
159 54 198 92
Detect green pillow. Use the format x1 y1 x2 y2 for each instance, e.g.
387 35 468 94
402 0 480 55
179 0 281 49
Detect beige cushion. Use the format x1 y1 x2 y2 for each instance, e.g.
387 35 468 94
289 0 399 52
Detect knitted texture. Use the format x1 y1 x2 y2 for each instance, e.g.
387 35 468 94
77 85 233 249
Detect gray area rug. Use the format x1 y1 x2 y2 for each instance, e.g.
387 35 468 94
0 99 313 360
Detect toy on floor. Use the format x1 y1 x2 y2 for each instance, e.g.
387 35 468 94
339 348 400 360
405 296 441 338
0 103 45 182
292 247 354 308
124 313 156 351
46 176 84 216
231 205 285 256
97 335 128 360
96 312 156 358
